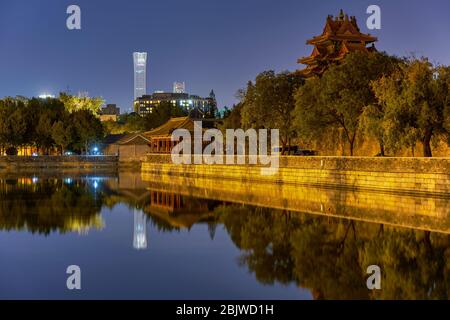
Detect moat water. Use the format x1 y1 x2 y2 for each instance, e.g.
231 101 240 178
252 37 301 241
0 172 449 299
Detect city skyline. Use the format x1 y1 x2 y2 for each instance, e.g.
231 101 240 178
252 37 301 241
1 0 450 111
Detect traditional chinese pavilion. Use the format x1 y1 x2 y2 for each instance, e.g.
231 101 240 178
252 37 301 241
298 9 378 78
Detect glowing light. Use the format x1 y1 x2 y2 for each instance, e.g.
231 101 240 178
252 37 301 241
38 94 55 99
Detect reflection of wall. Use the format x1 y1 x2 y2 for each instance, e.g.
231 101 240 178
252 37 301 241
133 209 147 250
141 173 450 234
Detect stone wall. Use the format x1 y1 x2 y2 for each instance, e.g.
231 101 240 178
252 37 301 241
142 154 450 196
0 155 118 172
103 145 150 162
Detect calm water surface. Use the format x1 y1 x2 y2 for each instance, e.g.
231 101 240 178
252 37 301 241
0 172 449 299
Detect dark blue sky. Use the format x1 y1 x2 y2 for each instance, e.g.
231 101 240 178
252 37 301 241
1 0 449 112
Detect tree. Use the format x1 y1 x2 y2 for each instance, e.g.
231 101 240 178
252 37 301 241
31 98 67 154
219 103 243 130
0 98 28 153
52 121 74 155
371 58 450 157
294 52 399 156
360 104 387 156
240 71 304 154
35 112 54 154
59 92 104 115
71 110 104 154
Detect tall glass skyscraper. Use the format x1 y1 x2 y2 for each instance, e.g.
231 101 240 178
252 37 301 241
133 52 147 100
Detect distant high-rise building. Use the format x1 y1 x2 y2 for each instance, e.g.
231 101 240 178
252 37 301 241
133 52 147 100
134 91 216 118
173 81 185 93
77 91 89 98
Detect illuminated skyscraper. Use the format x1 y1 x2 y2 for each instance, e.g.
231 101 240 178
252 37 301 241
173 81 185 93
133 52 147 100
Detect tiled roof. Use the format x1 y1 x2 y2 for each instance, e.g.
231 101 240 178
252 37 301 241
144 117 194 138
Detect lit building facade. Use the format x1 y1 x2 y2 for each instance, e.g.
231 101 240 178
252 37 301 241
134 90 217 118
133 52 147 100
173 81 185 93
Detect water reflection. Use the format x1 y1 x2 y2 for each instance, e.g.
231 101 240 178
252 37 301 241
0 172 449 299
0 177 104 234
133 209 147 250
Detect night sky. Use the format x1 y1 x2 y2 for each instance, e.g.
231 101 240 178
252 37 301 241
1 0 449 113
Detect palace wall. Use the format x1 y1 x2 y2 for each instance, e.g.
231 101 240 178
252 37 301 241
142 154 450 196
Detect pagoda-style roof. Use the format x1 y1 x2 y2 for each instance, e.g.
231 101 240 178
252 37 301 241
144 117 194 139
144 116 216 140
297 9 378 78
117 133 151 145
307 15 377 45
102 133 150 146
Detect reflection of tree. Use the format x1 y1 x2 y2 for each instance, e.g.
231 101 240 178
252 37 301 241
362 230 450 300
216 205 299 285
290 218 368 299
215 204 450 300
0 179 103 234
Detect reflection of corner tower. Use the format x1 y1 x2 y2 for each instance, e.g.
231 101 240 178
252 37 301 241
133 209 147 250
133 52 147 100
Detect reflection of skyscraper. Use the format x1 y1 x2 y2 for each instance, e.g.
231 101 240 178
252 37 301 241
133 52 147 100
133 209 147 250
173 81 185 93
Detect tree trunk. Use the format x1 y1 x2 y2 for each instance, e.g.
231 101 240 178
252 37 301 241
287 137 291 155
422 130 432 157
280 137 287 156
343 127 356 156
379 141 385 156
349 140 354 156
